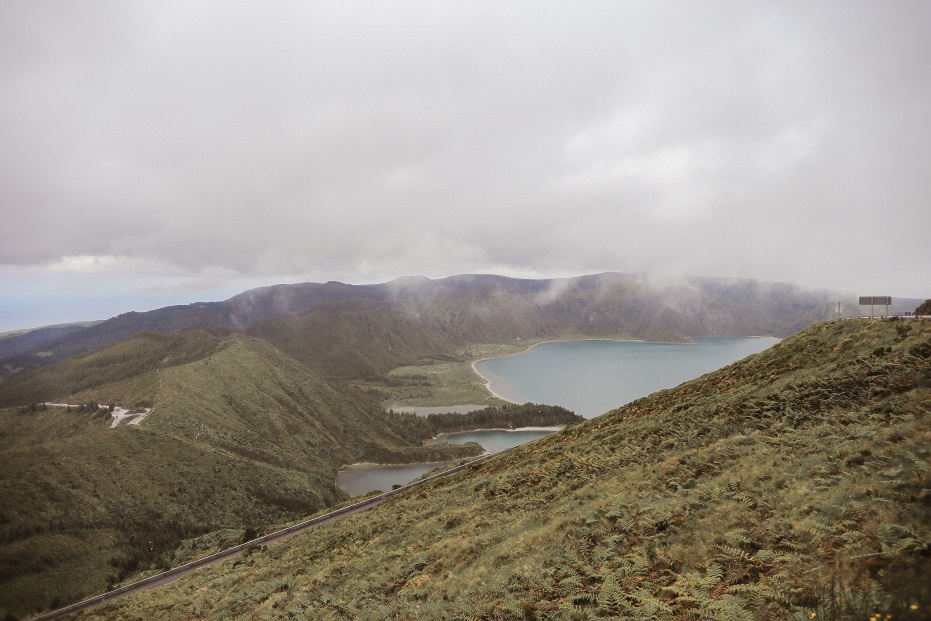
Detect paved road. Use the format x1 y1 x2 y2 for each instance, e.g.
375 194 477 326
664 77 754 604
29 451 500 620
134 497 387 594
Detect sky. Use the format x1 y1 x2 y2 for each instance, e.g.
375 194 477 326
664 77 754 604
1 1 930 332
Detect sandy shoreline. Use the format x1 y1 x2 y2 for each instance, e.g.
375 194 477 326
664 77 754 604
469 360 518 405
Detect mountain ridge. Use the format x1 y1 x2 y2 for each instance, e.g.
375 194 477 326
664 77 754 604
2 272 900 383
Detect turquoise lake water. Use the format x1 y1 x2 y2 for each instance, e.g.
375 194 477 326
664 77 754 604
338 337 778 496
473 337 779 419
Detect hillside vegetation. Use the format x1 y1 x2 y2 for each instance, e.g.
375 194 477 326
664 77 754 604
72 319 931 620
0 332 494 618
0 329 227 408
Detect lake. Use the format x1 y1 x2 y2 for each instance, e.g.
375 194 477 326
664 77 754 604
337 461 461 498
427 428 556 453
338 336 778 496
473 337 779 418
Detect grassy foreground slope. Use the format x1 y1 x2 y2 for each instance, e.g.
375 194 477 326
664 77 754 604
77 319 931 620
0 332 483 618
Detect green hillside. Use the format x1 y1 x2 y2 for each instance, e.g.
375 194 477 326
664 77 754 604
70 319 931 620
0 329 227 408
247 299 458 379
0 332 488 618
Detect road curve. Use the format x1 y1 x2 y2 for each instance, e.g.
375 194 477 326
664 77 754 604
29 449 505 620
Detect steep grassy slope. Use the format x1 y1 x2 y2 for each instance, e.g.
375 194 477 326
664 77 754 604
0 329 228 408
247 299 458 379
74 319 931 620
0 333 483 618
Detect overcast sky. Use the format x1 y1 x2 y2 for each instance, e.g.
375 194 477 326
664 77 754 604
1 1 929 332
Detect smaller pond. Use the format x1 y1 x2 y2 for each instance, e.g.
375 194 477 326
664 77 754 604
337 461 460 498
337 427 558 497
427 428 555 453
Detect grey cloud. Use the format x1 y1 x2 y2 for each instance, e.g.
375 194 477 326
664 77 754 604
1 0 929 316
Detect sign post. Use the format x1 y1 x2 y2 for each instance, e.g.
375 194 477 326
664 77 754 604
858 296 892 318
